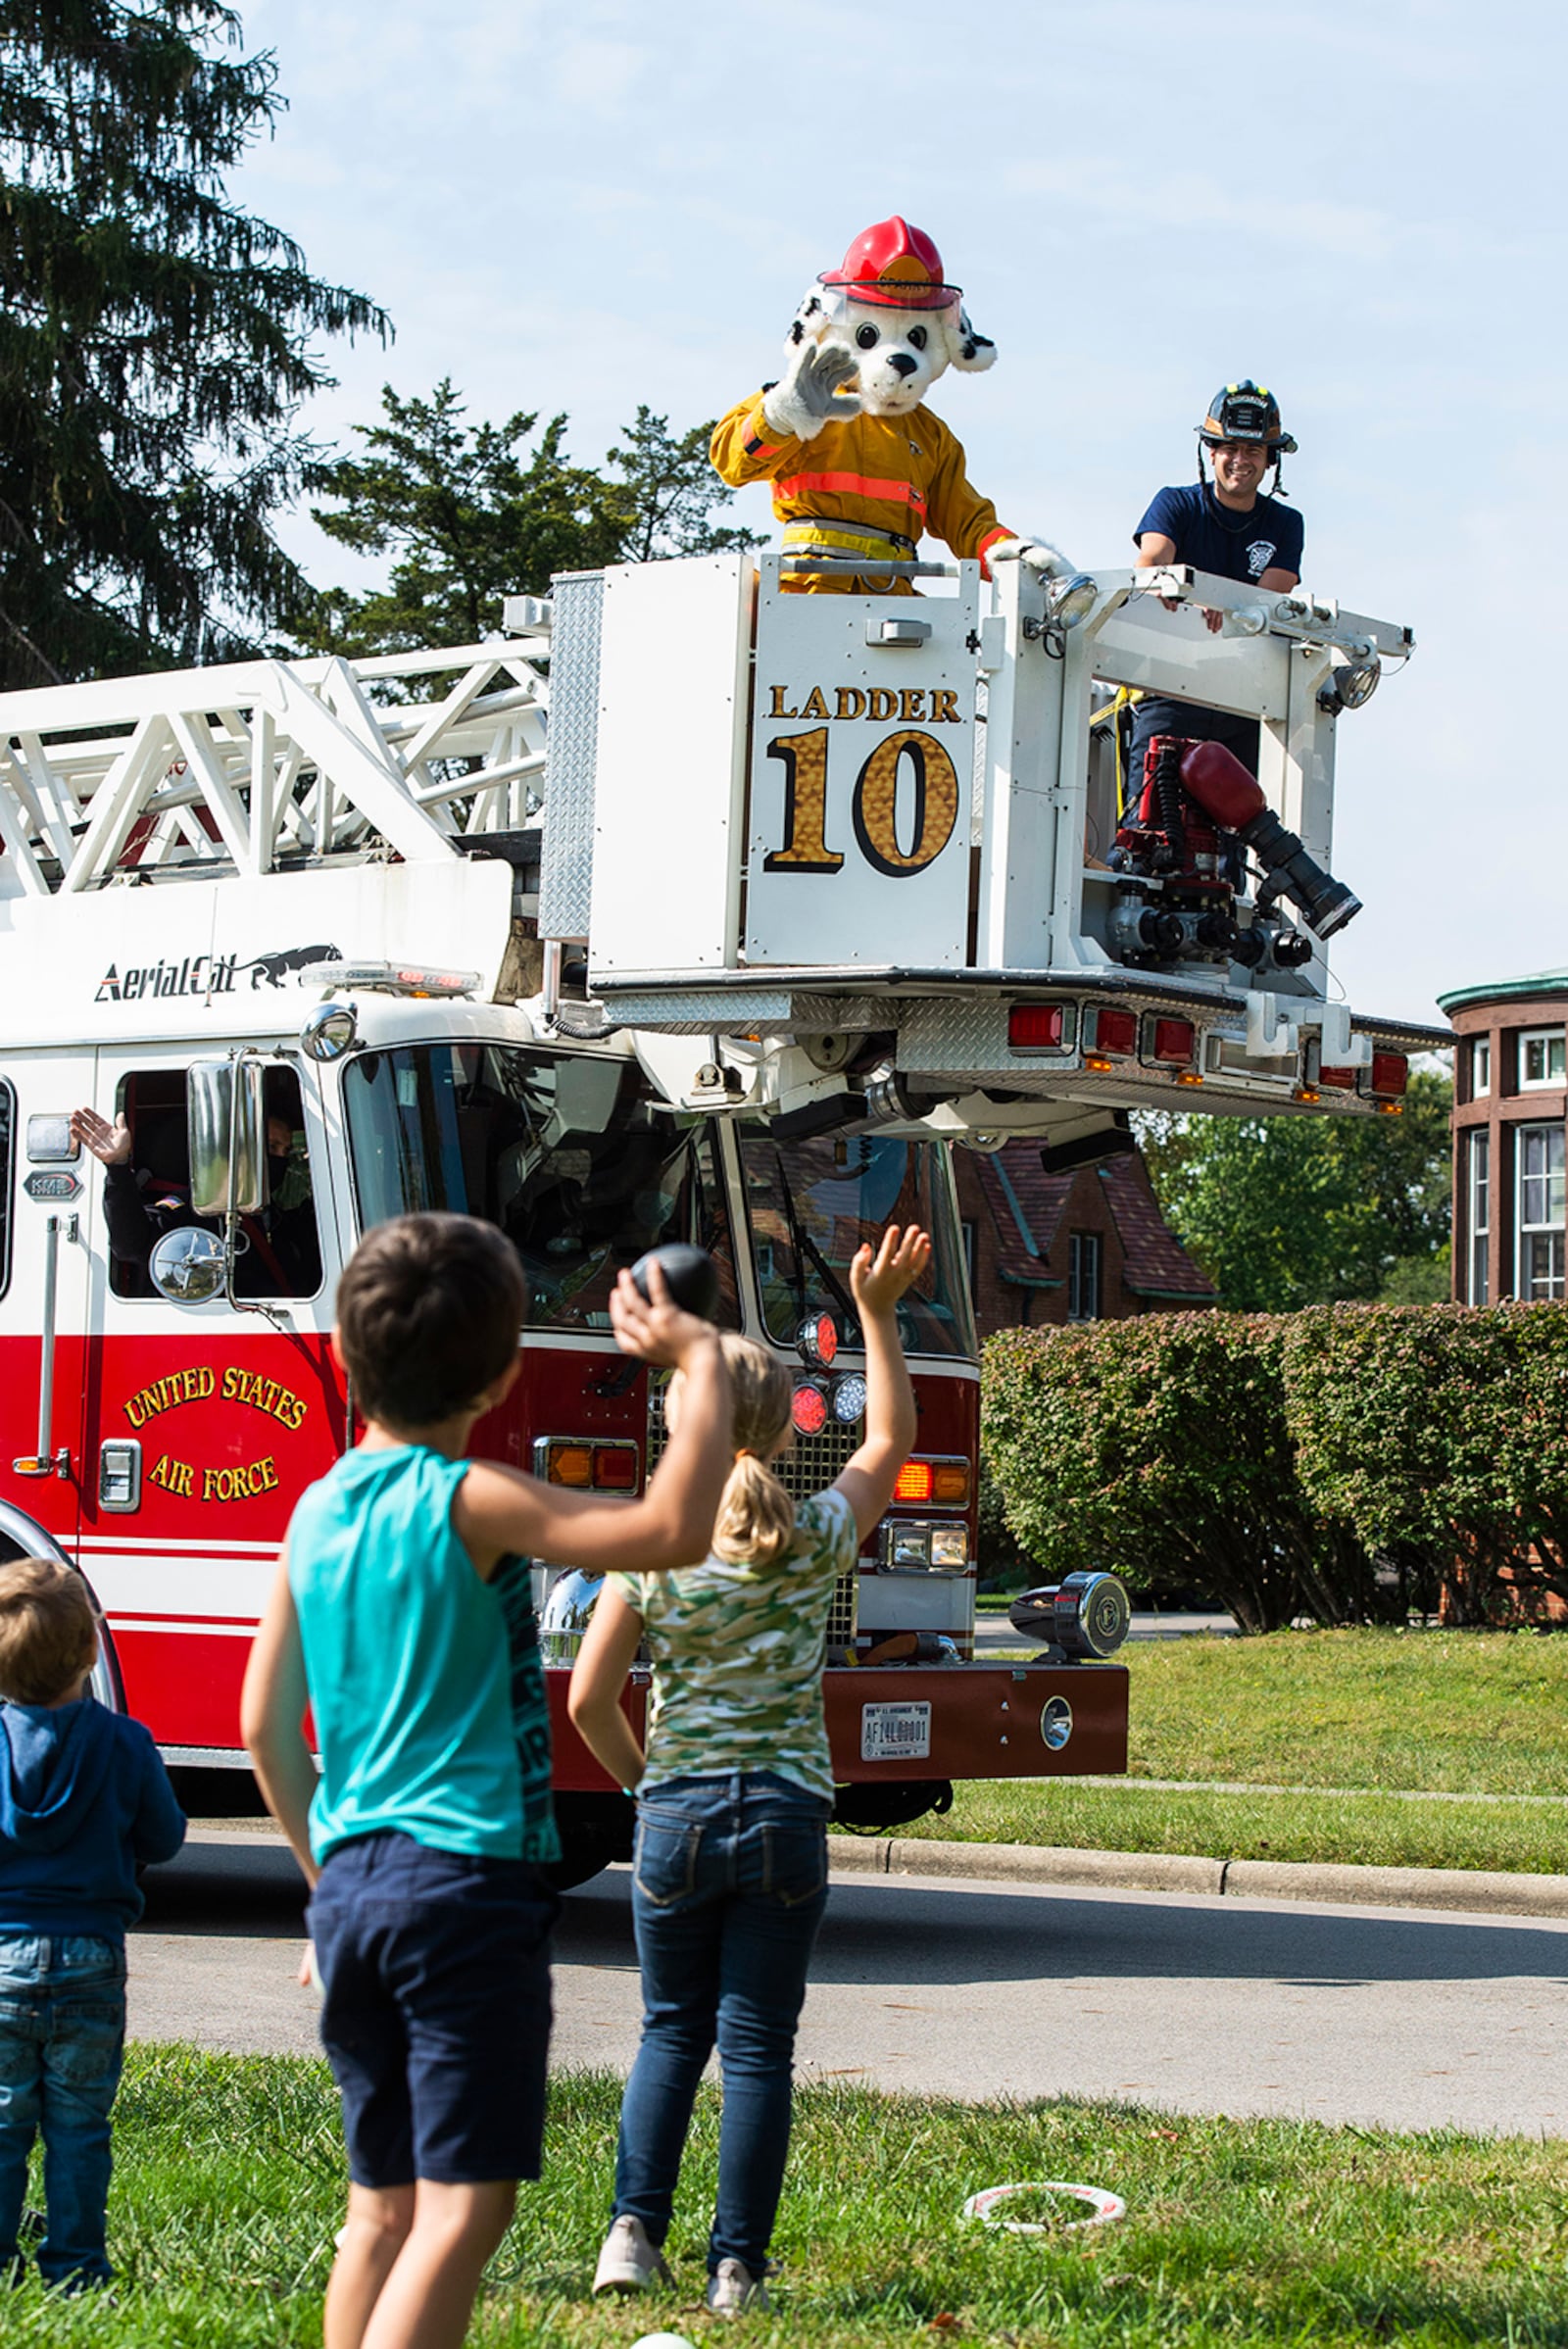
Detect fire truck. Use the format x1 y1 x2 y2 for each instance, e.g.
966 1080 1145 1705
0 547 1445 1883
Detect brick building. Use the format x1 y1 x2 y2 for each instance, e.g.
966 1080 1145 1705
952 1141 1216 1335
1441 969 1568 1304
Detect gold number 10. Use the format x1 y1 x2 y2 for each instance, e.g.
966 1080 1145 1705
762 727 958 879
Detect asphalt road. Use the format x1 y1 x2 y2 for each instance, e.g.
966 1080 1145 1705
131 1831 1568 2137
973 1611 1238 1654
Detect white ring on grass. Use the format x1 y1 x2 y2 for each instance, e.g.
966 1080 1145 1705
962 2179 1126 2232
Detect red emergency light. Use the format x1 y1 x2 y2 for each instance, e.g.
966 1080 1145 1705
1089 1008 1139 1057
1318 1065 1358 1091
1149 1018 1197 1066
792 1381 830 1436
1007 1003 1066 1051
1363 1051 1409 1099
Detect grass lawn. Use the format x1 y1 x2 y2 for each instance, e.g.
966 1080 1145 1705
1114 1630 1568 1796
910 1631 1568 1873
13 2048 1567 2346
909 1780 1568 1874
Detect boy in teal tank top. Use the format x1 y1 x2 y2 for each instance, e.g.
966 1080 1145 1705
241 1212 730 2349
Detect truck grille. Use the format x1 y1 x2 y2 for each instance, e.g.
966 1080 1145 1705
646 1376 859 1648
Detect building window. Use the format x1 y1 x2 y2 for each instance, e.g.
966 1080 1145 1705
960 1218 978 1294
1471 1036 1491 1098
1518 1029 1566 1092
1515 1123 1565 1300
1466 1129 1490 1305
1067 1231 1101 1321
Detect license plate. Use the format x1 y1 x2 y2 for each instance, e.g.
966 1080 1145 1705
860 1699 932 1762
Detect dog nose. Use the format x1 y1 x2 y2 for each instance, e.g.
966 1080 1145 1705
888 353 918 377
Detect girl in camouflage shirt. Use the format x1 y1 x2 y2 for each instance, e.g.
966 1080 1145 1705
569 1225 931 2317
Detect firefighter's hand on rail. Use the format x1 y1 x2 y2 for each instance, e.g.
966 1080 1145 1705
70 1106 131 1167
762 340 863 442
850 1224 932 1318
608 1259 716 1371
987 536 1074 582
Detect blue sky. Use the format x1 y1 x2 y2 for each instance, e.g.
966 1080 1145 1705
236 0 1563 1027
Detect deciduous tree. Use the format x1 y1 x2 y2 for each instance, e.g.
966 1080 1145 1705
1139 1068 1452 1311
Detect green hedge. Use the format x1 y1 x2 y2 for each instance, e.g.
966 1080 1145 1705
981 1302 1568 1631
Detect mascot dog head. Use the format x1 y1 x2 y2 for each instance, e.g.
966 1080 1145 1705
787 216 996 418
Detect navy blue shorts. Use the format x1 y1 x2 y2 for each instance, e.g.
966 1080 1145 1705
307 1833 560 2189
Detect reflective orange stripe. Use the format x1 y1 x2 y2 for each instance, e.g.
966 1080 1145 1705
775 471 927 513
977 522 1012 579
743 403 779 456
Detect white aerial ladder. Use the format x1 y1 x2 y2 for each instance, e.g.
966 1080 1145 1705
0 547 1444 1129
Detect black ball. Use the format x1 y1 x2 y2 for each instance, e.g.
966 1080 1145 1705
630 1243 719 1321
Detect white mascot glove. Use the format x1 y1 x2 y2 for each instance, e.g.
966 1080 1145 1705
762 341 863 443
987 535 1076 581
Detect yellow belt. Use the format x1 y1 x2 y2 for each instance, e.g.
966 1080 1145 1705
781 518 917 563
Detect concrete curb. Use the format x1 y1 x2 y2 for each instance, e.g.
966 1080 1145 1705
829 1835 1568 1919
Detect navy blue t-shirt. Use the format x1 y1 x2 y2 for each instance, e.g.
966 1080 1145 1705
1133 481 1303 586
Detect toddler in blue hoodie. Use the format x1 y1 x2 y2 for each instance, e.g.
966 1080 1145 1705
0 1557 185 2290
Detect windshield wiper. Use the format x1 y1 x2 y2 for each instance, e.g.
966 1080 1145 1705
769 1142 860 1343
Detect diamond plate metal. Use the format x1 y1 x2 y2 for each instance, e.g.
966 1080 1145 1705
538 570 604 941
897 997 1020 1072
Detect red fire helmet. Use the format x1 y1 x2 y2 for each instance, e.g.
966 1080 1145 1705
819 217 960 312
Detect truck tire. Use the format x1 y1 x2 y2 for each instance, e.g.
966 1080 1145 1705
546 1790 635 1892
0 1505 123 1714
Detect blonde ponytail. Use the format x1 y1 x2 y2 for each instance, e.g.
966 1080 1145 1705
668 1334 796 1570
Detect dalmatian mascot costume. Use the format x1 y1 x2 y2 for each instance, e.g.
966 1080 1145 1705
711 215 1070 592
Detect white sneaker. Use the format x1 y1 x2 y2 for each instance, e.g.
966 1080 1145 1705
706 2257 771 2316
592 2213 669 2295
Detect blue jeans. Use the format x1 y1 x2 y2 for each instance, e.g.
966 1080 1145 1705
0 1933 126 2289
614 1771 830 2276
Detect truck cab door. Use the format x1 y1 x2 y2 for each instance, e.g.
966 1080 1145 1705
79 1045 345 1751
0 1058 93 1567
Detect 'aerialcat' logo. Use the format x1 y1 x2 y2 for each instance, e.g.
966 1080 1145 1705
96 954 238 1003
95 944 342 1003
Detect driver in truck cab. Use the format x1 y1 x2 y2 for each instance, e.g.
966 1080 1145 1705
1124 381 1303 801
69 1077 320 1299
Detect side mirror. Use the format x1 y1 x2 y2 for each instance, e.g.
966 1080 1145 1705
187 1058 266 1218
149 1227 226 1304
300 1000 359 1062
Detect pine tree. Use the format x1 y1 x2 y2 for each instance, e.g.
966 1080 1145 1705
0 1 388 685
606 407 762 564
302 386 758 658
300 382 634 657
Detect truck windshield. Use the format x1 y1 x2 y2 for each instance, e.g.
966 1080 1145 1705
343 1044 739 1332
740 1127 975 1360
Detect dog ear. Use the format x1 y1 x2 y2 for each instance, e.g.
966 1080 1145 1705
785 288 833 351
947 306 998 373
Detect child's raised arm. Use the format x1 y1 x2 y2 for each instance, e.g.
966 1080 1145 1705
455 1262 732 1579
833 1226 929 1542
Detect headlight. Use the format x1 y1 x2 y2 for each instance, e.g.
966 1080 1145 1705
878 1520 969 1575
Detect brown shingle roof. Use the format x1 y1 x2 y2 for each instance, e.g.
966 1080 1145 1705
1099 1156 1216 1298
974 1147 1071 1286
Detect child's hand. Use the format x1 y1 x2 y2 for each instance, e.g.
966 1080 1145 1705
609 1259 717 1370
850 1225 932 1319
